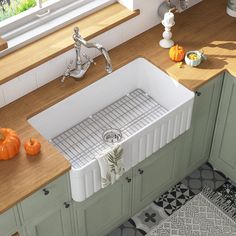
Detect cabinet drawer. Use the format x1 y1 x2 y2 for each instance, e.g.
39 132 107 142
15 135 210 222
0 208 18 236
20 174 69 221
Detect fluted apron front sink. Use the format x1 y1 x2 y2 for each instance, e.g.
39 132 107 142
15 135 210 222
28 58 194 202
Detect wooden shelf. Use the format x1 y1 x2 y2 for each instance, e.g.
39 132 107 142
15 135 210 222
0 3 140 84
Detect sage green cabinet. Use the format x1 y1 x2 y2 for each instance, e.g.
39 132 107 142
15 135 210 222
18 174 74 236
0 175 73 236
130 72 224 215
176 74 223 178
19 174 70 222
24 204 73 236
132 138 181 214
0 207 21 236
74 171 132 236
210 72 236 182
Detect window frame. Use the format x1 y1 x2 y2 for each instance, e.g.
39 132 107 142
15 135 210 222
1 0 94 34
0 0 115 57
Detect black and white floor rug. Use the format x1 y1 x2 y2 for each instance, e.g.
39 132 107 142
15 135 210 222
108 163 234 236
147 186 236 236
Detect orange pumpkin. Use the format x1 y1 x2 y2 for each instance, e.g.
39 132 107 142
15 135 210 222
0 128 21 160
169 45 185 62
24 138 41 156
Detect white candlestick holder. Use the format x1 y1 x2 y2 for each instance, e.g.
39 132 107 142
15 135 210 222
159 17 175 49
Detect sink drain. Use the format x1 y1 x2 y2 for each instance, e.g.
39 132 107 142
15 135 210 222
102 128 122 143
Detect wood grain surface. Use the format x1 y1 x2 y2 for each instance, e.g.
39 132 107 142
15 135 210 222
0 3 140 84
0 0 236 214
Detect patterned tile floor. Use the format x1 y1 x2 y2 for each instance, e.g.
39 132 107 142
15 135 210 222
108 162 230 236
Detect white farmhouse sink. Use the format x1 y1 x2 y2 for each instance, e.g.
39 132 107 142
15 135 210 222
28 58 194 202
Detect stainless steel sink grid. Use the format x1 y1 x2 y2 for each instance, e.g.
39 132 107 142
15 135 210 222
51 89 168 169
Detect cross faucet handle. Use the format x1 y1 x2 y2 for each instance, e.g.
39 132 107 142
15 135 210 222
61 60 74 82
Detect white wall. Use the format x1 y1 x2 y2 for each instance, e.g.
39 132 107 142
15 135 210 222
0 0 201 108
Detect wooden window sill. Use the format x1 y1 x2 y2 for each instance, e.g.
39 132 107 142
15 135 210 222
0 37 8 52
0 3 140 85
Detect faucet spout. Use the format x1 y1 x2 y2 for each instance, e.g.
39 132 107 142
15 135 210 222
94 43 113 74
77 39 112 74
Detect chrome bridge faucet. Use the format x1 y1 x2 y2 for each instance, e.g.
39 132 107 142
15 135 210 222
62 27 113 82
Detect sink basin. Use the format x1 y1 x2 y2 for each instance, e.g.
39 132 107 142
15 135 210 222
28 58 194 202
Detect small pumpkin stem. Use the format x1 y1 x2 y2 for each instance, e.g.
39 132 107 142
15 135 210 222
0 130 5 140
30 138 34 146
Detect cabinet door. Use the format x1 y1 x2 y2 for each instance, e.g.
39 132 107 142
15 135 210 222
178 74 223 177
20 174 70 222
132 139 180 214
210 73 236 181
25 204 73 236
74 172 132 236
0 207 20 236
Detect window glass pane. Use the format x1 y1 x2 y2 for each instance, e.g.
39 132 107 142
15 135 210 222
0 0 37 22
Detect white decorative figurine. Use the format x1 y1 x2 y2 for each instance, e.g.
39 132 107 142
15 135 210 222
159 9 175 48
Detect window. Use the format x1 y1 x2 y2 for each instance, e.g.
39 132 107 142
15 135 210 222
0 0 36 22
0 0 115 56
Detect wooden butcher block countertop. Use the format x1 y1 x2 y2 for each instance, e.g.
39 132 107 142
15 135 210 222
0 0 235 214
